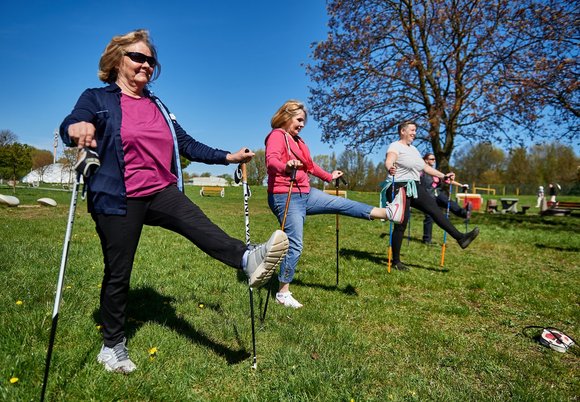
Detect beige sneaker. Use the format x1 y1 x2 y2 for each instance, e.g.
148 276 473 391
244 230 288 288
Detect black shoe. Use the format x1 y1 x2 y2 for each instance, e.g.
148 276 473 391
458 227 479 249
393 261 409 271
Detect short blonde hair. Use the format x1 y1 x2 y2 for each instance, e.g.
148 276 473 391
270 100 308 129
98 29 161 84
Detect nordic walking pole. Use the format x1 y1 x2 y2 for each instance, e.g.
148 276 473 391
262 167 296 322
40 171 81 402
463 185 470 232
334 176 347 286
387 175 395 273
41 148 99 402
440 182 453 267
407 208 412 246
236 159 258 369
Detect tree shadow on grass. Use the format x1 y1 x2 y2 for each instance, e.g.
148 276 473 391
408 262 450 273
340 248 388 265
340 248 449 273
292 278 358 295
92 286 250 365
535 243 580 253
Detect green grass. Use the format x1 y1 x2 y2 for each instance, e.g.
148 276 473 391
1 185 578 401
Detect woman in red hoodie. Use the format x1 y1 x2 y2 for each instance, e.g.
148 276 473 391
265 100 406 308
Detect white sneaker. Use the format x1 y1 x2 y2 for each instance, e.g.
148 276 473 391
386 187 406 224
97 338 136 373
244 230 289 288
276 292 303 308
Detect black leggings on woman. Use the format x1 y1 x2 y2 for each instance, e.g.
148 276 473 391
92 185 247 346
387 181 465 264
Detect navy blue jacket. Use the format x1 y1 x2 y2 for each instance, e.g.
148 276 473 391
60 83 230 215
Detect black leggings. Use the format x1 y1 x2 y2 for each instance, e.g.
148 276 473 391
92 185 247 346
387 181 464 263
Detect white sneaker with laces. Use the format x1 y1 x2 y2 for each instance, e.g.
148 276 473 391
97 338 136 373
386 187 406 224
276 292 303 309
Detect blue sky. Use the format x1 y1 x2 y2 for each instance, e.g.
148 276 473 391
0 0 367 176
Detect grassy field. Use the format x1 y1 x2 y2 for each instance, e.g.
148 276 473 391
0 185 578 401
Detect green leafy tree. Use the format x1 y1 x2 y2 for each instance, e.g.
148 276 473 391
307 0 579 172
180 156 192 171
504 147 532 187
453 142 506 185
0 142 33 190
246 148 267 186
529 143 579 185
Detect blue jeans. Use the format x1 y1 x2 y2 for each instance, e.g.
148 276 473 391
268 187 373 283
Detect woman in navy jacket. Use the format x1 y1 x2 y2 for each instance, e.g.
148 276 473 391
60 29 288 373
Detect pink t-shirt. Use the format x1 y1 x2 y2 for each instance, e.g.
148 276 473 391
265 128 332 194
120 94 177 197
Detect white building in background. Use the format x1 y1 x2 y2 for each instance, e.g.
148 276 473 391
21 166 234 188
21 163 74 185
187 177 233 187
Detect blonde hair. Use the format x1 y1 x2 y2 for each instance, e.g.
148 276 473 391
98 29 161 84
270 100 308 129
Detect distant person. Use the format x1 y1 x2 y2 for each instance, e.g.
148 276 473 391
548 183 560 203
420 152 471 245
536 185 544 208
383 121 479 271
265 100 406 308
60 29 288 373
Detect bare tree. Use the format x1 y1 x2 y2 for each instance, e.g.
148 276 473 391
306 0 579 172
0 129 17 147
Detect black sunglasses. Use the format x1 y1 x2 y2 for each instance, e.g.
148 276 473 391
124 52 157 67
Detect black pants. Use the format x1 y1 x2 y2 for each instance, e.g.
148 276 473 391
423 192 467 243
387 182 464 264
92 185 247 346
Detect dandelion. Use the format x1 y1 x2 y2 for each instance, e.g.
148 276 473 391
149 347 158 361
198 303 205 309
96 325 102 331
10 377 19 384
16 300 23 305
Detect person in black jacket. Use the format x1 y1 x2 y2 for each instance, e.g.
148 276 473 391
60 29 288 373
420 153 472 244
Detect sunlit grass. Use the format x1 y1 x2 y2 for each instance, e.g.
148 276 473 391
0 185 578 401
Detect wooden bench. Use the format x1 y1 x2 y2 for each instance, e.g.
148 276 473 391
548 201 580 211
323 189 348 198
200 186 225 197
